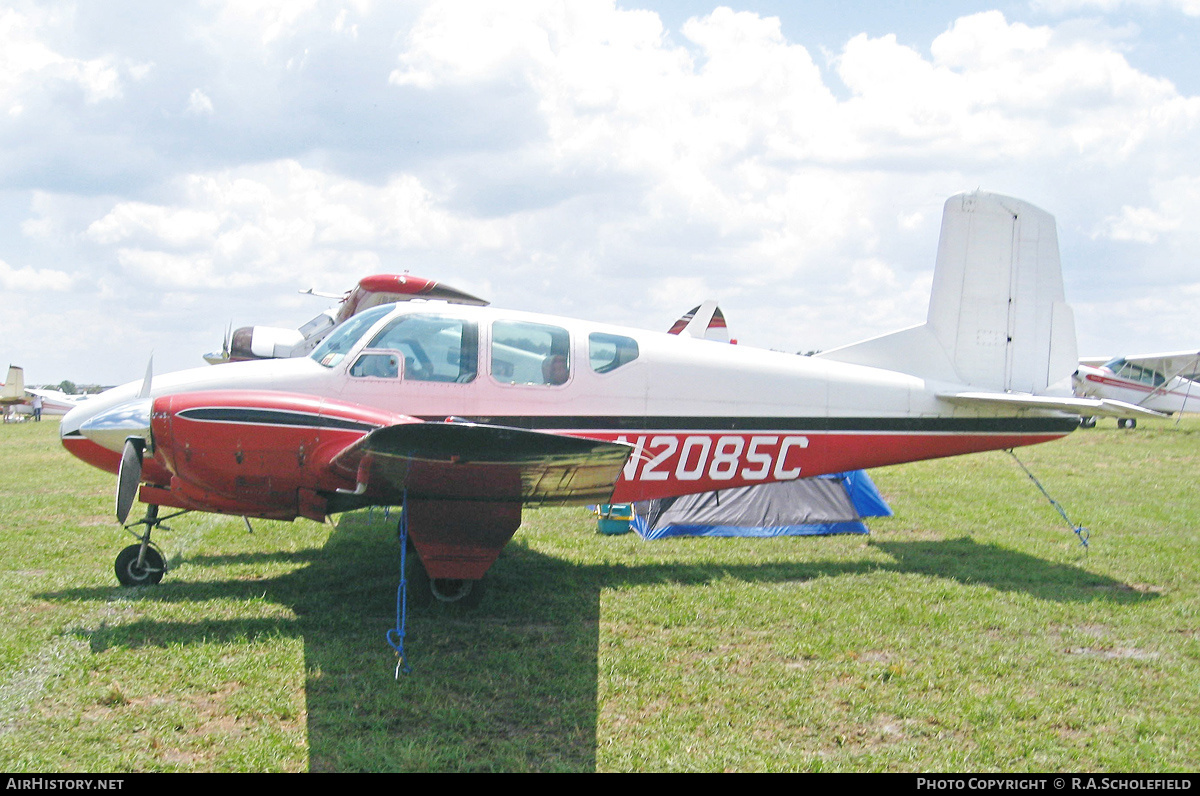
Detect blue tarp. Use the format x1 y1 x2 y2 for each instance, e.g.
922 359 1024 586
630 471 892 540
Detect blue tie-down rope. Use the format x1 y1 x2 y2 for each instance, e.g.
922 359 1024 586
1006 450 1089 550
386 494 413 677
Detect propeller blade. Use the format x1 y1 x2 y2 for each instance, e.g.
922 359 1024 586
116 437 145 524
137 356 153 399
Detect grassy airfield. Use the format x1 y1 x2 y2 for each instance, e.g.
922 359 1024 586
0 416 1196 772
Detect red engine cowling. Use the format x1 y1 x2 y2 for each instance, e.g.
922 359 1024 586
145 390 410 521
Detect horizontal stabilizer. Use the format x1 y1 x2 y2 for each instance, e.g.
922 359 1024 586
940 391 1167 419
330 421 633 507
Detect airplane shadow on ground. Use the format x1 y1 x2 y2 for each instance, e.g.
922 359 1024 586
44 517 1155 772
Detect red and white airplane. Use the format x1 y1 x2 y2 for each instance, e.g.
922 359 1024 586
1074 351 1199 428
204 274 488 364
61 192 1156 600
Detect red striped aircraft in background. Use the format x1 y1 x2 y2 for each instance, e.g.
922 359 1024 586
1074 351 1199 428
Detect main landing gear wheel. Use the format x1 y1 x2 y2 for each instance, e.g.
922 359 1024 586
405 564 487 610
401 537 486 610
430 577 487 609
1118 418 1137 430
1080 416 1097 429
115 544 166 586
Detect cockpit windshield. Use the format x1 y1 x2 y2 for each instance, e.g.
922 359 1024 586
1102 357 1126 372
310 304 395 368
1104 357 1166 387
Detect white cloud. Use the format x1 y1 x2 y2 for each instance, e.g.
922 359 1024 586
0 259 73 291
185 88 214 116
0 7 123 111
1033 0 1200 15
82 160 511 292
4 1 1200 379
1097 204 1180 242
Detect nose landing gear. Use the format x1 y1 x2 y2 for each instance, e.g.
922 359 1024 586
114 504 189 586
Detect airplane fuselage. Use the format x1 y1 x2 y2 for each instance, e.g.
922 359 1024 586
63 301 1076 523
1075 362 1198 415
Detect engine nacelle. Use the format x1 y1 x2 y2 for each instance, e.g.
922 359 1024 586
229 326 305 361
148 390 408 520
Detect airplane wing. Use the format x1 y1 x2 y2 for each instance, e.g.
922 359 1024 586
940 391 1168 418
1119 350 1200 382
327 420 634 511
1079 356 1110 367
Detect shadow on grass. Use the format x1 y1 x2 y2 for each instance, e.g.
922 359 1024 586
39 518 1155 771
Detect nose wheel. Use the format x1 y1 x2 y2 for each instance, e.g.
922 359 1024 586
114 504 188 586
115 543 166 586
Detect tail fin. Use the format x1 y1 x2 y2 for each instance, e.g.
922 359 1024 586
817 192 1078 394
667 300 730 343
2 365 25 401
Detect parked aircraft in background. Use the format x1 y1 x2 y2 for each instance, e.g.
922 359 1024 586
2 366 99 419
204 274 488 364
61 192 1156 602
25 388 95 416
1074 351 1199 428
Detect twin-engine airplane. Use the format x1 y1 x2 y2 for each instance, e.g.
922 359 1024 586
62 192 1153 600
1074 351 1199 428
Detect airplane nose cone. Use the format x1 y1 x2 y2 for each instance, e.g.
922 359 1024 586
78 398 152 453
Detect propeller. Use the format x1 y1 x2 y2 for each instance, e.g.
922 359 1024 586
77 356 155 524
137 355 153 399
116 437 145 524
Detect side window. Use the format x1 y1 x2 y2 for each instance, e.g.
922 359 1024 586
310 304 395 368
366 314 478 383
491 320 570 386
589 332 639 373
349 352 400 379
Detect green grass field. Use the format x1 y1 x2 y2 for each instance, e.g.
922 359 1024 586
1 417 1196 772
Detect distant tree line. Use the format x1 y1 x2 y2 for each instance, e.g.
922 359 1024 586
34 381 113 395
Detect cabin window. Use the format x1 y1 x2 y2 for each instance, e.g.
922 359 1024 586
349 352 400 379
1114 360 1165 387
365 314 478 383
491 320 570 386
589 332 639 373
311 304 396 368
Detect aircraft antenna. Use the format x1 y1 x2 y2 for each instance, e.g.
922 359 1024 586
1006 450 1089 550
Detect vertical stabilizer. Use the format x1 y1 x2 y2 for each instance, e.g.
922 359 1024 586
927 192 1073 392
818 192 1078 394
2 366 25 402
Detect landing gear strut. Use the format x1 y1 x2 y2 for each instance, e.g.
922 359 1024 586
115 504 188 586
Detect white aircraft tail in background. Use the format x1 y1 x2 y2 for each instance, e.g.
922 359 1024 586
667 300 731 343
2 365 28 421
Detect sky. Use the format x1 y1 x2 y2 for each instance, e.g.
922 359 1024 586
2 0 1198 386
